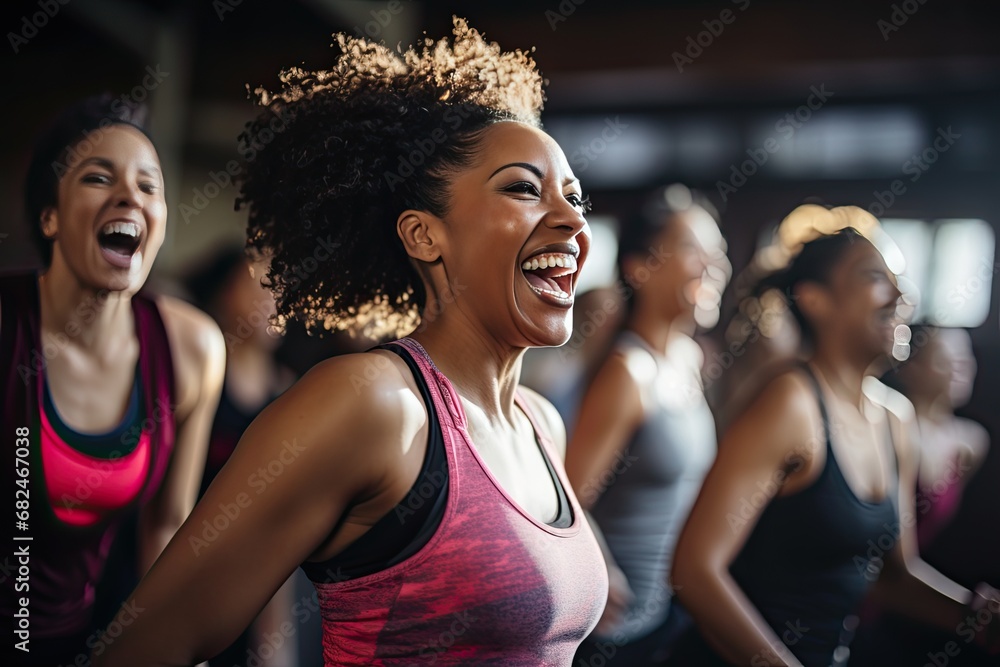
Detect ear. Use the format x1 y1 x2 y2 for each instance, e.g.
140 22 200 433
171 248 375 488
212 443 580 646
40 207 58 239
792 281 830 323
397 209 443 263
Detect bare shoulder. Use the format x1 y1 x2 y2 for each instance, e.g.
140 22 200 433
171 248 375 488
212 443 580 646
155 294 226 360
726 367 824 464
955 416 990 467
272 349 427 461
154 294 226 418
518 384 567 459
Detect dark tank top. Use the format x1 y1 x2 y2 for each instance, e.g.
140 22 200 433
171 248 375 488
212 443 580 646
676 365 899 667
1 273 177 648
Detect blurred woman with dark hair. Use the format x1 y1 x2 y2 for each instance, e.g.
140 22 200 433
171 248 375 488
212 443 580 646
0 94 225 664
670 208 1000 666
567 184 728 665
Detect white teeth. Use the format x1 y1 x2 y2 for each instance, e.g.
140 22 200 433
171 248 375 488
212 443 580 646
101 221 139 237
527 283 571 300
520 253 578 272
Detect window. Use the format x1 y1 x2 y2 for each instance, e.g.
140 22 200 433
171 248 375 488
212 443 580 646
881 218 994 328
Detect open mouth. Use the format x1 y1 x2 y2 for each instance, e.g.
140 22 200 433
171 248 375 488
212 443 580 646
520 251 578 306
97 221 142 269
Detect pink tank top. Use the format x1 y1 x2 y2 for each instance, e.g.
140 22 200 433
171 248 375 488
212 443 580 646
314 337 608 666
39 406 152 526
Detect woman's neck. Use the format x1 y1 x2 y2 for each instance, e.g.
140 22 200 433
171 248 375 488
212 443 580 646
38 261 134 351
627 301 687 355
810 343 871 409
410 314 525 428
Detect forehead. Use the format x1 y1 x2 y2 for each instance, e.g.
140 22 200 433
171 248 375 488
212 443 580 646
475 122 575 180
838 238 887 272
71 124 160 166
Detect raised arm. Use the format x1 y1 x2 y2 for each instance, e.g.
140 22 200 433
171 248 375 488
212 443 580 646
671 371 820 667
94 353 405 666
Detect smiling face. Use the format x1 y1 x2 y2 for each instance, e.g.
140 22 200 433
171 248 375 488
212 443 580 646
41 124 166 294
431 121 591 347
811 240 903 359
628 207 722 322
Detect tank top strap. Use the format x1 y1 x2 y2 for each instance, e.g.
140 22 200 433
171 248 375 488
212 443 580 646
796 362 833 452
384 337 467 432
128 292 178 507
512 390 555 450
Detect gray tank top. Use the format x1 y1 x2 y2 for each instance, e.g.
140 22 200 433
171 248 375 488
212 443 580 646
589 330 717 641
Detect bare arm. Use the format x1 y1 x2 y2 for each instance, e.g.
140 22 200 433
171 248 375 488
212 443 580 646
563 353 643 510
870 395 973 631
139 297 226 574
94 354 404 666
672 372 821 667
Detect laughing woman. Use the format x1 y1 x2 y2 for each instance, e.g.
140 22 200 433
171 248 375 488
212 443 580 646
1 95 225 665
95 19 607 667
670 221 1000 666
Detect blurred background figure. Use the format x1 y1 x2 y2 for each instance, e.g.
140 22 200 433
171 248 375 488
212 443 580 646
567 185 727 666
184 245 299 667
671 214 1000 667
852 324 992 667
890 325 989 550
1 94 225 665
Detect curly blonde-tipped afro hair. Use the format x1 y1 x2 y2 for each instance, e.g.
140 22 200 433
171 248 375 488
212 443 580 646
237 17 545 340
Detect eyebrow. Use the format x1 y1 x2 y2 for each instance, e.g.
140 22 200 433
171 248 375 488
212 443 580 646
75 157 162 179
489 162 544 181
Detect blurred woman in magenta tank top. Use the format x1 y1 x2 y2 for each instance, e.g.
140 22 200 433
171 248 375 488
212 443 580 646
96 18 608 666
1 95 225 665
